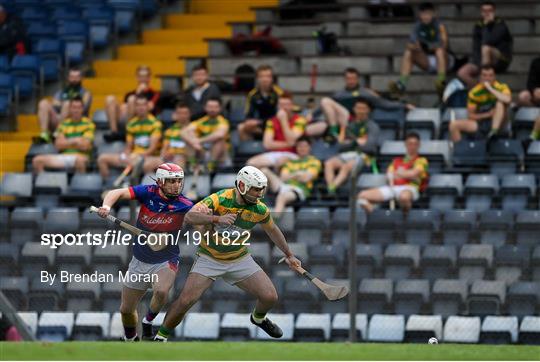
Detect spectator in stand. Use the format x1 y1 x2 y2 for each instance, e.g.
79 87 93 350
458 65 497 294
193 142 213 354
0 4 28 59
32 97 95 174
238 65 283 141
449 65 511 142
37 68 92 143
320 67 412 139
262 136 321 214
104 65 160 141
247 92 306 171
184 98 230 173
457 1 513 89
529 115 540 141
357 132 428 213
389 2 450 97
518 57 540 107
183 65 222 120
324 99 380 195
98 96 162 180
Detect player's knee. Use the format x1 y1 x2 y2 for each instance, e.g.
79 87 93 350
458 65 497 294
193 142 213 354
105 95 117 106
398 191 412 204
38 98 50 110
320 97 334 108
260 290 278 306
120 304 135 315
177 293 197 310
153 289 169 304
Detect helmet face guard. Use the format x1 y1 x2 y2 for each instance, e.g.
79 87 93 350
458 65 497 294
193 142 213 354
156 163 184 198
236 180 266 204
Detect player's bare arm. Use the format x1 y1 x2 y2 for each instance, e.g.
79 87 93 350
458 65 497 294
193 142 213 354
261 221 301 269
98 188 131 217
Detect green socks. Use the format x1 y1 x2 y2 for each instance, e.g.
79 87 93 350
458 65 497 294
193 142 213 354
252 309 267 324
157 326 172 339
399 75 410 87
329 124 340 137
531 130 540 140
437 72 446 82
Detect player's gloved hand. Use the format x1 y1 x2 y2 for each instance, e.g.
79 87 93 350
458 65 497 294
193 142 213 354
97 205 111 218
215 213 237 225
284 255 301 270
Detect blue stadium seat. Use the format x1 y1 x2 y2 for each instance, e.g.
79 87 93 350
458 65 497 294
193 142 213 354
364 209 403 245
10 55 42 100
20 6 48 22
478 210 514 248
441 210 476 246
420 245 457 281
494 244 530 285
0 72 14 116
34 39 63 82
488 139 524 177
453 139 487 167
57 20 89 66
404 209 439 246
427 174 463 211
0 55 9 72
500 174 535 212
37 312 74 341
83 5 114 49
108 0 140 34
51 5 81 22
371 108 405 142
515 210 540 248
383 244 420 281
464 174 499 212
525 141 540 176
26 21 57 43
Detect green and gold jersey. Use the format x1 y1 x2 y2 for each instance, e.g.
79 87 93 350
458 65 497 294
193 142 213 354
197 188 273 261
54 117 95 156
281 155 322 197
468 81 511 113
125 114 162 155
163 123 188 155
192 115 230 138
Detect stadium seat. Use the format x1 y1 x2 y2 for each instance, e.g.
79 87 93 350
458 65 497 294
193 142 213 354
57 20 89 66
0 72 14 116
371 108 405 141
28 276 64 312
393 279 429 316
271 242 307 265
525 141 540 175
443 316 480 343
57 244 92 274
432 279 467 318
357 174 387 191
296 207 330 229
294 313 331 342
404 209 439 246
101 280 123 313
296 229 322 247
506 282 540 318
464 174 499 212
248 242 271 268
18 312 38 337
453 140 487 167
255 313 294 341
43 207 80 233
513 107 540 140
330 313 368 342
311 139 339 162
183 313 220 340
64 173 103 203
210 173 236 192
364 209 403 246
220 313 256 341
108 312 123 339
500 174 536 212
458 244 493 283
467 280 506 317
92 109 109 129
494 245 530 284
309 243 344 268
272 207 295 234
331 207 366 229
184 174 211 198
282 279 318 314
405 107 440 140
358 278 392 315
0 276 28 310
405 315 443 343
1 172 33 198
0 244 19 276
34 172 68 195
37 312 74 341
519 316 540 345
488 139 524 177
65 281 100 312
319 279 348 314
533 246 540 281
383 244 420 281
10 55 42 100
420 245 456 281
480 316 519 344
20 241 55 278
478 210 514 248
34 39 63 82
355 244 382 279
26 22 57 43
108 0 139 34
51 5 81 21
10 207 44 246
73 312 110 341
236 140 265 159
441 210 476 246
83 5 115 49
427 174 463 211
440 108 467 139
367 314 405 342
515 210 540 247
20 6 48 22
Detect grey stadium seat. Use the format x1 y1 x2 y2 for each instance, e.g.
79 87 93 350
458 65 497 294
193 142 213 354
458 244 493 283
220 313 256 341
271 242 307 265
331 314 368 341
513 107 540 140
311 139 339 162
57 244 92 274
405 107 440 140
393 279 429 317
211 173 236 192
0 244 18 276
20 241 55 277
10 207 44 246
248 242 271 268
1 172 33 198
404 209 439 246
96 141 125 155
183 313 220 340
101 281 123 313
65 281 100 312
282 279 318 314
480 316 518 344
500 174 535 212
533 245 540 281
357 174 386 191
109 312 124 340
296 207 330 229
421 245 456 281
73 312 110 341
358 278 393 315
515 210 540 248
432 279 467 318
272 207 295 234
0 276 28 310
494 245 530 285
427 174 463 211
294 313 331 342
383 244 420 281
93 244 129 266
356 244 383 279
367 314 405 342
256 313 294 341
65 173 102 198
405 315 443 343
506 282 540 318
296 229 322 247
92 109 108 129
37 312 74 342
320 278 349 314
519 316 540 345
34 171 68 194
236 140 265 158
478 210 514 248
43 207 80 233
488 139 524 177
464 174 499 213
467 280 506 316
453 140 487 167
441 107 467 139
28 276 64 312
443 316 481 343
18 312 38 337
441 210 476 246
309 243 345 266
364 209 403 246
331 207 365 229
184 174 211 198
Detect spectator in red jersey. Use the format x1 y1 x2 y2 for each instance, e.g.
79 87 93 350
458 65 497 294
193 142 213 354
104 65 160 141
247 92 307 171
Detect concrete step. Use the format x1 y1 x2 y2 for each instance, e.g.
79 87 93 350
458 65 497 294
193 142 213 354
164 13 255 28
142 28 232 44
118 43 208 60
89 94 124 116
84 78 162 95
94 60 186 77
189 0 277 14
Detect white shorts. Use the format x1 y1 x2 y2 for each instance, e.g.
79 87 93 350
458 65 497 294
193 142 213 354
279 183 306 201
427 54 455 73
57 155 77 169
338 151 365 167
261 151 298 165
123 256 178 291
377 185 419 201
190 254 262 285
